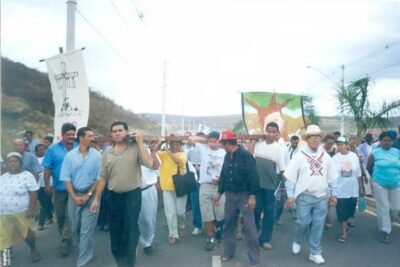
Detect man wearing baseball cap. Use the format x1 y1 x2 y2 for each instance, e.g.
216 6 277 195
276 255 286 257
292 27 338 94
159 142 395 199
214 130 260 267
284 125 338 265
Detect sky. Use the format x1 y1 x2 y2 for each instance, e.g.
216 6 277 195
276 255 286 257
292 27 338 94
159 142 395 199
2 0 400 117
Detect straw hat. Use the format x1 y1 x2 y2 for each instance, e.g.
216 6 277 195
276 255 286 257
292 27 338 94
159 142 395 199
304 125 322 138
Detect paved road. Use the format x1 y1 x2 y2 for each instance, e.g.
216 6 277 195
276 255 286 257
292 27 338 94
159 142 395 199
11 205 400 267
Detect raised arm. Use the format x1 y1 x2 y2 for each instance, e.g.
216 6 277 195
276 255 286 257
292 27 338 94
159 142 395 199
135 131 153 168
149 141 161 170
188 135 208 145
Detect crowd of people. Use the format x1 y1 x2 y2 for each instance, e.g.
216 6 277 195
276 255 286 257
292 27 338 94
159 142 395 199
0 122 399 267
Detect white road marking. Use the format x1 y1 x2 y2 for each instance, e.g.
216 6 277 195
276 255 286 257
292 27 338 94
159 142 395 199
212 255 222 267
365 209 400 228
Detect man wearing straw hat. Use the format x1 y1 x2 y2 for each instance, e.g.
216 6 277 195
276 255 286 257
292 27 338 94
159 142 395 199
284 125 338 265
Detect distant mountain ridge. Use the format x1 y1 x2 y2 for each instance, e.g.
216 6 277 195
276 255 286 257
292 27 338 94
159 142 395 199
142 113 400 136
1 58 158 154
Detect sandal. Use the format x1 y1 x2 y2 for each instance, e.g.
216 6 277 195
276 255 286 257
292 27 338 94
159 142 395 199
347 222 355 228
337 236 347 243
324 224 333 230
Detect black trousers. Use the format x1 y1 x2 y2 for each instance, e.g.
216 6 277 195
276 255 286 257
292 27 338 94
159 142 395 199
109 188 142 266
38 187 53 226
98 188 110 227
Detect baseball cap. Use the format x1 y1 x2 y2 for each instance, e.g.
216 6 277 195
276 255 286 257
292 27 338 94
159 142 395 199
219 130 237 142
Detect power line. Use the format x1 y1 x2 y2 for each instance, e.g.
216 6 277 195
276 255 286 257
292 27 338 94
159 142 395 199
128 0 145 22
331 40 400 77
353 61 400 80
76 9 128 64
109 0 131 29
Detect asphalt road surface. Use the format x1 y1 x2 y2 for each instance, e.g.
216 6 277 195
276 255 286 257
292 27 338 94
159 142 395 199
10 204 400 267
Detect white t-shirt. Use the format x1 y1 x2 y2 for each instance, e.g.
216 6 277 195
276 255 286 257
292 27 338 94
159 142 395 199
197 144 226 184
37 157 53 187
0 171 39 215
366 144 372 155
140 150 160 188
332 152 362 198
254 141 286 173
254 141 286 190
284 146 337 199
141 166 159 188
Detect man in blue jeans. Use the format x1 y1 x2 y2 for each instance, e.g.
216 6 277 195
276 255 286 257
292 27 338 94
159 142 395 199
247 122 286 250
284 125 338 265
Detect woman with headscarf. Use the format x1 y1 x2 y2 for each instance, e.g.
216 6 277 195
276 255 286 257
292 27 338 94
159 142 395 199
367 131 400 244
0 152 41 264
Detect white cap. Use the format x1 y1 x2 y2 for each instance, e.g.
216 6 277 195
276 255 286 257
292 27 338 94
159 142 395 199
336 136 349 144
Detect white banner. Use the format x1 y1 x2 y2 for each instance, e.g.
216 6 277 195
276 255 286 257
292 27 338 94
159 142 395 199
45 50 89 141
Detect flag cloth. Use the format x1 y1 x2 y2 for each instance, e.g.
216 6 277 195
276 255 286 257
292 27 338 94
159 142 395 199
45 50 89 140
241 92 305 141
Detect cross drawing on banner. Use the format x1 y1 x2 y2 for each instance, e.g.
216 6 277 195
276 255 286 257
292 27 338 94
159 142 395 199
54 61 81 115
301 151 324 176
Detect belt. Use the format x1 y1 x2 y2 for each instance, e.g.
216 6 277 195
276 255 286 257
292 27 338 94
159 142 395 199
74 187 91 194
141 183 156 191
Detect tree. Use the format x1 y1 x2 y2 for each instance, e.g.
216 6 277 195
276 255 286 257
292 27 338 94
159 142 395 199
337 77 400 137
302 95 321 126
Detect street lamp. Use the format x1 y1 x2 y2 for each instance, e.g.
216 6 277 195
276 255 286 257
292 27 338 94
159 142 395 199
306 65 345 135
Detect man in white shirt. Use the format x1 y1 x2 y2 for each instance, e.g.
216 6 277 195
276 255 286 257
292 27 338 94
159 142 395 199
248 122 286 250
358 133 373 167
188 131 226 251
287 135 300 162
284 125 338 265
138 141 160 255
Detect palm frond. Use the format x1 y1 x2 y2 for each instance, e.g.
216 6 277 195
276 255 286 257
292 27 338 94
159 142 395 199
302 95 321 126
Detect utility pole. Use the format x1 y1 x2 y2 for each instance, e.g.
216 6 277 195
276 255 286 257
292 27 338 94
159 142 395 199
66 0 77 52
181 105 185 135
340 64 345 135
161 61 167 136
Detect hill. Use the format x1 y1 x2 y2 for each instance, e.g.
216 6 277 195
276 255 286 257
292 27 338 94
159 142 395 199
1 58 159 154
143 113 400 136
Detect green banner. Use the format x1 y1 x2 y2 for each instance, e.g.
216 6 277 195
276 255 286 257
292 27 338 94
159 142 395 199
241 92 306 141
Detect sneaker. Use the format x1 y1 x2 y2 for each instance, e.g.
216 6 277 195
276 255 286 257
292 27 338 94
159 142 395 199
168 237 177 245
192 227 202 236
275 219 284 225
205 238 215 251
37 224 44 231
46 218 53 225
309 254 325 264
59 242 71 257
379 231 391 244
143 246 154 255
292 242 301 254
262 243 272 250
